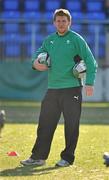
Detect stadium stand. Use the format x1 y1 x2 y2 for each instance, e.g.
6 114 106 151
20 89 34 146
87 1 103 12
4 0 19 11
24 0 39 11
1 11 21 19
22 11 42 20
46 24 56 33
0 0 107 60
45 0 60 11
4 23 19 33
66 1 81 12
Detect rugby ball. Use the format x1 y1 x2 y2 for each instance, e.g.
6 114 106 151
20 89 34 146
38 52 51 67
73 60 86 79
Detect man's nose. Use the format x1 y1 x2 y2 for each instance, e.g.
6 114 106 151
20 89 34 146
59 22 64 25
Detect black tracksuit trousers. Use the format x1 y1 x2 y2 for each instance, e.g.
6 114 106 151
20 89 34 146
31 87 82 164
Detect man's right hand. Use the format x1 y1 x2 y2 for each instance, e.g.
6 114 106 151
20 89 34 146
33 59 48 71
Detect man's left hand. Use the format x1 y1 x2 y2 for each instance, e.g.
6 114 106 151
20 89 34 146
85 86 94 96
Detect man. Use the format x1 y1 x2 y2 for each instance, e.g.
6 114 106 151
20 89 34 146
20 9 97 167
103 152 109 166
0 110 5 138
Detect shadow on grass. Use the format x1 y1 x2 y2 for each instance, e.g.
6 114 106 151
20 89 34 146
0 165 61 177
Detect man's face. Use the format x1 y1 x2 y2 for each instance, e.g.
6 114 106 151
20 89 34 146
54 16 71 35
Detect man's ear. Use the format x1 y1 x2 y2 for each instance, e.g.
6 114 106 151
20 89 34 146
69 20 72 27
53 21 56 27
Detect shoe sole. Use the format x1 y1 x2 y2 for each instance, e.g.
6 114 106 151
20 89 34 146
55 163 70 167
20 161 45 166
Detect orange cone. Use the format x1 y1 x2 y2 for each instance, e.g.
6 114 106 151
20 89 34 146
7 151 19 156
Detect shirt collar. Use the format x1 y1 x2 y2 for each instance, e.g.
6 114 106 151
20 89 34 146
56 30 70 37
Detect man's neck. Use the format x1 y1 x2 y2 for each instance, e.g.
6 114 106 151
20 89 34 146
57 30 69 36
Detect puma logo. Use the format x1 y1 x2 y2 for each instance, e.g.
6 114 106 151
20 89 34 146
73 96 79 100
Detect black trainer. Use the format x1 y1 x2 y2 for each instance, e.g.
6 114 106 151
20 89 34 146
20 157 46 166
55 159 70 167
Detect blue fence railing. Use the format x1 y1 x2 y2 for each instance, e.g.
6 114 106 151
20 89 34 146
0 19 109 62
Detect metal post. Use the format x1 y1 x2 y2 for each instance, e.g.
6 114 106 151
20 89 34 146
94 25 99 61
31 23 36 57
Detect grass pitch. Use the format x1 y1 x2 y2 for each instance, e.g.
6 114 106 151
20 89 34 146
0 101 109 180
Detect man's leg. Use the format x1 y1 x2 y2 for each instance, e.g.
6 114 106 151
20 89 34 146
60 87 82 164
31 90 61 160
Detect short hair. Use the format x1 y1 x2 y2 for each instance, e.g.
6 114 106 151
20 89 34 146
53 9 72 22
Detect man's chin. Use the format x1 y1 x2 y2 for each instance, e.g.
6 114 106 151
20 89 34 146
58 30 67 35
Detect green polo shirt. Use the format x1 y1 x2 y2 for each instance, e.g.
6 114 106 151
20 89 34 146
32 30 97 89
